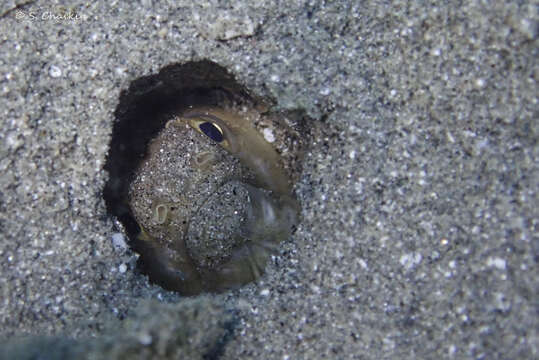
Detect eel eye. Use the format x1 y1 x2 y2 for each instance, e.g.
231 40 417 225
199 122 224 143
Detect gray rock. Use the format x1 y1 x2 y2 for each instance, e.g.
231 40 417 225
1 297 236 360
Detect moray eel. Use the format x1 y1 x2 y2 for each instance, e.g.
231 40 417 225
128 106 299 295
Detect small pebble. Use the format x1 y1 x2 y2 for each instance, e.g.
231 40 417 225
400 252 422 270
49 65 62 78
486 257 506 270
111 233 127 250
138 332 152 346
260 289 270 296
319 87 331 96
263 128 275 143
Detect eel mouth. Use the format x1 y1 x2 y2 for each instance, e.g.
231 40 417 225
103 60 311 295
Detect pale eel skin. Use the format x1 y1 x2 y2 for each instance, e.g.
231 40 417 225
133 106 300 295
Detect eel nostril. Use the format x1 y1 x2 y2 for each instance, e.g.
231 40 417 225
153 204 169 224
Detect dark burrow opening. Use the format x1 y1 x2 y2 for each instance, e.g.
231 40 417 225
103 60 312 295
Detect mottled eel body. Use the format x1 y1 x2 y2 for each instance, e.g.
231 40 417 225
132 106 299 295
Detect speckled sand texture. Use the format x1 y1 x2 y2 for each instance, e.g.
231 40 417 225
0 1 537 359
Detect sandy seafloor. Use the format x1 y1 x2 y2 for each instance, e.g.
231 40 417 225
0 1 537 359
